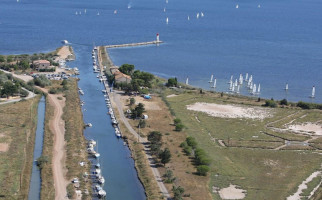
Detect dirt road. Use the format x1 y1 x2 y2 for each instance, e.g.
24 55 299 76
111 91 170 199
48 93 68 200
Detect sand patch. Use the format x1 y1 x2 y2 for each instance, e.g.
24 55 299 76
166 94 178 98
219 184 246 199
121 95 161 110
187 102 271 120
287 171 321 200
57 46 72 60
0 143 9 152
288 123 322 136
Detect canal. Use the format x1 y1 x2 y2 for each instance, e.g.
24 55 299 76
71 45 146 200
28 96 45 200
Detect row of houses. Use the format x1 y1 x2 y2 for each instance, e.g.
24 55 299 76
110 66 132 84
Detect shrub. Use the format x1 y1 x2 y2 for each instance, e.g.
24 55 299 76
280 98 288 105
159 148 171 166
172 186 185 200
186 136 197 149
173 118 181 125
263 99 277 108
197 165 210 176
175 123 184 131
36 155 49 170
49 88 57 94
138 119 146 128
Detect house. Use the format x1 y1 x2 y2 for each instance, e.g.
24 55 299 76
110 66 119 74
115 72 132 84
33 60 52 71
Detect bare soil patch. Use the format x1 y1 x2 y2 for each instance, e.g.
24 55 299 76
0 143 9 152
187 102 271 120
57 46 72 60
288 123 322 136
120 95 161 110
166 94 178 98
218 184 246 199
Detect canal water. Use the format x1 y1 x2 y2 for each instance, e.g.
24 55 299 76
71 45 146 200
28 96 45 200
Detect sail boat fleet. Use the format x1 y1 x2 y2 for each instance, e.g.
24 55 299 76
204 72 316 99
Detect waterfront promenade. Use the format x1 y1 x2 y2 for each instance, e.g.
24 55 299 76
105 40 163 49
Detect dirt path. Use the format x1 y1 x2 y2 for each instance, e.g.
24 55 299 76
48 93 68 200
110 91 170 199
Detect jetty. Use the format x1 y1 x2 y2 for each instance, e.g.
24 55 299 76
105 40 163 49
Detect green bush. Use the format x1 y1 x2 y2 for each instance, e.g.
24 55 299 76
197 165 210 176
175 123 184 131
49 88 57 94
280 98 288 105
186 136 197 149
263 99 277 108
36 155 49 170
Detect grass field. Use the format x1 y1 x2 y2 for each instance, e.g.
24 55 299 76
40 96 55 199
62 79 92 199
163 89 322 199
0 96 40 199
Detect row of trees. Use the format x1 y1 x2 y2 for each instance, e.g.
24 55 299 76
147 131 172 166
173 118 184 131
263 98 322 110
180 136 211 176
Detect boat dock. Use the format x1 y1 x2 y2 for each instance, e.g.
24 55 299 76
105 40 163 49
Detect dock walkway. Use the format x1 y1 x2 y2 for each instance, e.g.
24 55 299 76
105 40 163 49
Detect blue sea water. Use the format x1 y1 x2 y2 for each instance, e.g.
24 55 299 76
0 0 321 199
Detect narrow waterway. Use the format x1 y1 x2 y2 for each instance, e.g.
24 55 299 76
28 96 45 200
71 45 146 199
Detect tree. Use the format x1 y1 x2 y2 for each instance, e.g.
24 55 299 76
197 165 210 176
129 97 135 106
119 64 135 76
263 99 277 108
195 148 211 166
175 123 184 131
173 118 181 125
159 148 171 166
0 55 5 62
1 81 19 98
172 186 185 200
19 60 30 70
166 77 177 87
147 131 162 144
280 98 288 105
138 119 146 128
186 136 198 149
164 169 175 183
131 103 145 119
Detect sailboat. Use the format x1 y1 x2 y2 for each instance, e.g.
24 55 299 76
252 84 257 95
229 80 233 91
208 74 214 83
164 8 166 12
185 77 189 85
258 4 261 8
245 73 248 82
235 79 238 87
232 84 235 92
114 10 118 14
310 86 315 98
228 75 233 84
196 13 200 19
284 83 289 90
76 11 78 15
187 16 190 21
97 11 100 16
257 84 261 94
236 85 240 93
166 0 168 3
236 4 239 9
201 12 204 17
84 9 87 14
211 78 217 88
166 17 169 24
239 74 243 85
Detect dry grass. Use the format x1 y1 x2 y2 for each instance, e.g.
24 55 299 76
0 96 40 199
62 79 92 199
40 96 55 199
122 94 212 200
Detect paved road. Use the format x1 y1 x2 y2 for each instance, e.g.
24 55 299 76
0 88 36 105
110 91 170 199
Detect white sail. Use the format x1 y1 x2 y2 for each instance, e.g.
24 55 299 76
196 13 200 19
232 84 235 92
229 80 233 90
239 74 243 84
285 83 288 90
187 16 190 20
250 82 253 90
76 11 78 15
164 8 166 12
201 12 204 17
84 9 87 14
236 4 239 9
237 85 240 93
211 78 217 88
97 12 100 16
245 73 248 81
235 79 238 87
257 84 261 93
209 74 213 83
252 84 257 94
311 86 315 98
185 77 189 85
166 17 169 24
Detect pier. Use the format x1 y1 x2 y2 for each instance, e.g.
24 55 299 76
105 40 163 48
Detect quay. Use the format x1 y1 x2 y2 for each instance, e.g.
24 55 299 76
105 40 163 49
